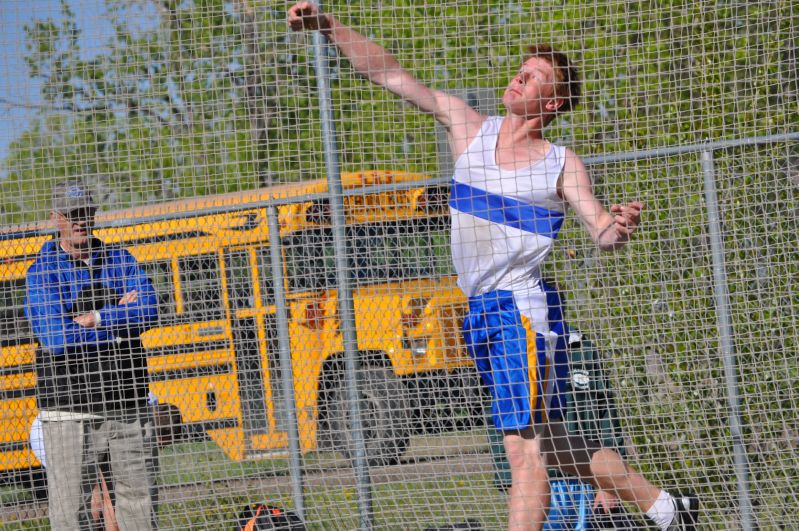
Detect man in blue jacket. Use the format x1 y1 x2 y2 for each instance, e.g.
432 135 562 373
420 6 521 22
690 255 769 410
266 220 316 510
25 180 159 530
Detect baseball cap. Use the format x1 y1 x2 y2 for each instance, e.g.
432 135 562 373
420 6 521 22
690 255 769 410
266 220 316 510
51 181 97 215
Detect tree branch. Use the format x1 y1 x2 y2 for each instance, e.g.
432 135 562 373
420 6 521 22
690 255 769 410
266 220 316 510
0 96 71 112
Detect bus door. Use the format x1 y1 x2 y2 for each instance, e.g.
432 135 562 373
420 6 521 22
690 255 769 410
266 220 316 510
223 246 288 457
140 251 243 459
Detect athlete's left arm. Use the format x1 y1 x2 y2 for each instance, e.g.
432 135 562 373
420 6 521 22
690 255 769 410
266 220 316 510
559 149 644 252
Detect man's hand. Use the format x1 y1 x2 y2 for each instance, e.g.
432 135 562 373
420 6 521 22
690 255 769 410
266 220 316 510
593 489 620 514
73 290 137 328
74 312 98 328
118 290 138 305
288 2 330 33
608 201 644 239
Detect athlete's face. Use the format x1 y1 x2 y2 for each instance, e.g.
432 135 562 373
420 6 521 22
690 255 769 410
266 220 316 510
502 57 563 118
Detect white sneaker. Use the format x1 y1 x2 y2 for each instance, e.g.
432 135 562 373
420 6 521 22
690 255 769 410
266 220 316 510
666 495 699 531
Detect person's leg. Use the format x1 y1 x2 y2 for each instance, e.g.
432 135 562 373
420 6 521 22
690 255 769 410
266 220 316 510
543 422 696 530
143 417 161 529
98 465 119 531
42 418 83 530
588 448 660 512
504 427 549 531
41 418 97 530
88 457 118 530
589 449 700 530
85 421 113 531
465 291 553 530
540 422 657 509
489 292 548 530
107 418 154 531
90 482 103 525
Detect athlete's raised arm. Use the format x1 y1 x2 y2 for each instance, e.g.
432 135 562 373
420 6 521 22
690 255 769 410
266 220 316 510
288 1 484 158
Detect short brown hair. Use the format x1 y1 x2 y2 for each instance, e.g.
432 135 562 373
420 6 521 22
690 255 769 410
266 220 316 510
524 44 581 114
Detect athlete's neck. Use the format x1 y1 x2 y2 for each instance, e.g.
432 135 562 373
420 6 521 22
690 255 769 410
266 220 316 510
500 114 547 146
495 115 550 170
502 114 546 136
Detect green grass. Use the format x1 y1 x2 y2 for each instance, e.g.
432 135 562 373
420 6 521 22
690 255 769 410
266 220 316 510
154 473 505 530
1 435 507 530
0 437 751 529
158 440 290 486
1 454 506 530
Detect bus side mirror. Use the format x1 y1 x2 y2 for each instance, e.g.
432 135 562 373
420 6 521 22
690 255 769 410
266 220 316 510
413 186 449 214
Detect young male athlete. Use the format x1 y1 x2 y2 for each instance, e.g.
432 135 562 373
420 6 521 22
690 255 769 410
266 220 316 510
288 3 699 529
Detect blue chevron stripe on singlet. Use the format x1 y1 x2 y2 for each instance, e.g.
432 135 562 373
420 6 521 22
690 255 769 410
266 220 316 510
449 180 564 239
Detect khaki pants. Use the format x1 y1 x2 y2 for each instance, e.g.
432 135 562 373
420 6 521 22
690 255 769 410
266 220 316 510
42 416 156 531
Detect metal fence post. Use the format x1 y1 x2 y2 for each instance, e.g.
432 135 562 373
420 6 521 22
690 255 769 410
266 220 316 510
701 150 755 529
311 8 373 529
266 205 305 520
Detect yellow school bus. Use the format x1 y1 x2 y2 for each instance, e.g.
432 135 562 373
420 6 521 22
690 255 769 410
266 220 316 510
0 170 478 488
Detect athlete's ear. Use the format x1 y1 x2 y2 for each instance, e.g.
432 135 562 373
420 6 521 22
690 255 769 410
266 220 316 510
544 97 566 113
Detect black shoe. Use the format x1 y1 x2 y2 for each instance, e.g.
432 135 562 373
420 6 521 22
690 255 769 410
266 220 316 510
666 494 699 531
590 505 640 530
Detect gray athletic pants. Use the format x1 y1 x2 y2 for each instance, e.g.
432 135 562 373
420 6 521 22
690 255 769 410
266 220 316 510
41 416 156 531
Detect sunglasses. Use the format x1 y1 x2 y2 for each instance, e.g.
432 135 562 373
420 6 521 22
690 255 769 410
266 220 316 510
62 207 97 224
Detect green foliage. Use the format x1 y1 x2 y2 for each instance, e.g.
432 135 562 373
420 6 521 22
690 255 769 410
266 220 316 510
547 141 799 525
2 0 289 224
3 0 795 225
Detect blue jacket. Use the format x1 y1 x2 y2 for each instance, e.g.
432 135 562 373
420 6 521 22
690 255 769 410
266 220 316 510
25 238 158 414
25 238 157 355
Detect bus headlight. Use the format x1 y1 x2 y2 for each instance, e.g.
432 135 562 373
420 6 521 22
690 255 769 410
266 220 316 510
401 296 432 356
401 296 430 330
402 336 429 357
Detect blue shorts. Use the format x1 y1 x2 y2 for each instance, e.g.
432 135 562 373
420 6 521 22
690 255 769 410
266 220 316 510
547 478 641 530
462 286 569 431
545 479 595 531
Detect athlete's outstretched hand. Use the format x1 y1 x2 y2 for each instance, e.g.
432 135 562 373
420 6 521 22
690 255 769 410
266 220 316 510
288 2 330 33
608 201 644 239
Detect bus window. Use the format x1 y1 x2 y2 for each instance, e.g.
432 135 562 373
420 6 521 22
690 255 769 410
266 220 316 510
282 216 453 292
178 254 224 320
223 248 271 436
0 278 32 347
367 216 453 280
140 260 177 321
254 246 276 307
348 218 453 283
224 250 254 311
282 229 336 293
